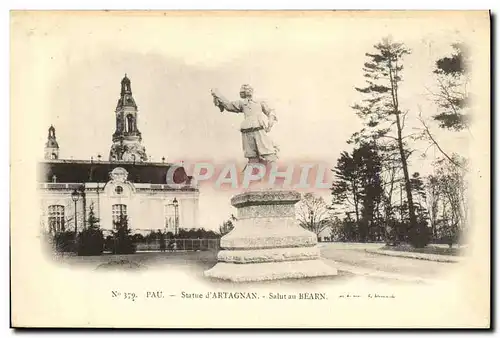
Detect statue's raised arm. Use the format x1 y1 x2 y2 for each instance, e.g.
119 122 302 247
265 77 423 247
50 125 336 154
211 84 279 165
211 88 243 113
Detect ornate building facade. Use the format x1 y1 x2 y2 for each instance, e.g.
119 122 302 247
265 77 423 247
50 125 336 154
38 75 200 236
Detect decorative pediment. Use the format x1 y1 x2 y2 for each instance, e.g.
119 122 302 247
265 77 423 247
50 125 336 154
109 167 128 183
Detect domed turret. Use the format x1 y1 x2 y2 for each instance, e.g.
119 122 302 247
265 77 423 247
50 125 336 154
110 74 147 162
44 125 59 160
120 73 132 95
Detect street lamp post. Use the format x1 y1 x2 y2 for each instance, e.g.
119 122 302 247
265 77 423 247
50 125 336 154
172 197 179 236
78 185 87 230
71 189 80 244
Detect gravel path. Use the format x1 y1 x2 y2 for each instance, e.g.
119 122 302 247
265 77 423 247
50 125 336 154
319 243 455 279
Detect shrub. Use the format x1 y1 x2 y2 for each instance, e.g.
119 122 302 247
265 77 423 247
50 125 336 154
111 215 136 254
409 221 431 248
103 235 114 252
53 231 76 252
77 227 104 256
158 230 167 252
77 205 104 256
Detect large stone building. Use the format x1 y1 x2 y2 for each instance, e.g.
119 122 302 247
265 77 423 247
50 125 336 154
38 75 200 236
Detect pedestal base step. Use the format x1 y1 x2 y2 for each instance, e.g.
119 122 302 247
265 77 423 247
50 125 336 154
204 259 338 282
218 246 320 263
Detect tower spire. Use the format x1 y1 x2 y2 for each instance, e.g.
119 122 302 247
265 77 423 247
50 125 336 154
44 125 59 160
119 73 134 103
109 75 147 162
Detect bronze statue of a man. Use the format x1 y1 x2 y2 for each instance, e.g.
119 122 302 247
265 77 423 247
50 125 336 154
211 84 279 164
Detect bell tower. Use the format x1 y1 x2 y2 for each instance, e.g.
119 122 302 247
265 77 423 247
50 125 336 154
109 74 148 162
44 125 59 160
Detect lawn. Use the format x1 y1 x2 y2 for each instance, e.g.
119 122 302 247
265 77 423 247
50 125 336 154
381 244 463 257
53 250 219 270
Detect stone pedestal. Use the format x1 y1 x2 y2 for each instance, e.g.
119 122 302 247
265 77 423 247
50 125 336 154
204 189 338 282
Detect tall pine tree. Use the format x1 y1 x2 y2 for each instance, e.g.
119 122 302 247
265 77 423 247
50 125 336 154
352 37 427 247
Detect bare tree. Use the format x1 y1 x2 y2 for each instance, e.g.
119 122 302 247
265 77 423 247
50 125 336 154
430 154 469 247
45 215 75 236
425 175 440 241
297 193 332 236
417 112 465 169
418 43 471 169
436 155 468 233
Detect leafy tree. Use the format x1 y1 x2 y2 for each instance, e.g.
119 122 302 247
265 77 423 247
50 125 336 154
331 151 361 224
331 142 384 242
352 37 426 247
431 43 470 131
330 217 357 242
177 227 220 239
77 203 104 256
399 172 431 245
132 233 145 243
218 214 237 236
358 143 384 242
112 215 136 254
86 203 99 227
144 230 159 243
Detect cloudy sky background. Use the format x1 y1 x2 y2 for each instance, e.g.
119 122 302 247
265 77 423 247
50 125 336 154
16 12 485 229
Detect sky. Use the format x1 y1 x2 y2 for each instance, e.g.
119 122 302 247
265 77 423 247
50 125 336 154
15 11 486 230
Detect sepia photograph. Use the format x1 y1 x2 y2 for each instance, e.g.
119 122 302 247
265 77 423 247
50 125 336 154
10 10 491 328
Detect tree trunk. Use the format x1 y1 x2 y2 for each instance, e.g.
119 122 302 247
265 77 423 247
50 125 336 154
431 220 436 244
394 113 420 246
383 166 396 244
351 182 361 242
352 182 360 224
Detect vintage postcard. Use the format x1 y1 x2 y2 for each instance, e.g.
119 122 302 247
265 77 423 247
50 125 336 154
10 10 490 328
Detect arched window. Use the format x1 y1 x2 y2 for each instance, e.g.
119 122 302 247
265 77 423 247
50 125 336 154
48 205 65 233
164 202 180 233
127 115 134 133
112 204 127 227
164 204 176 230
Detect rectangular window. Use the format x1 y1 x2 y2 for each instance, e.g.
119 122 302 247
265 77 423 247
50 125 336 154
48 205 65 233
164 204 180 233
112 204 127 227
